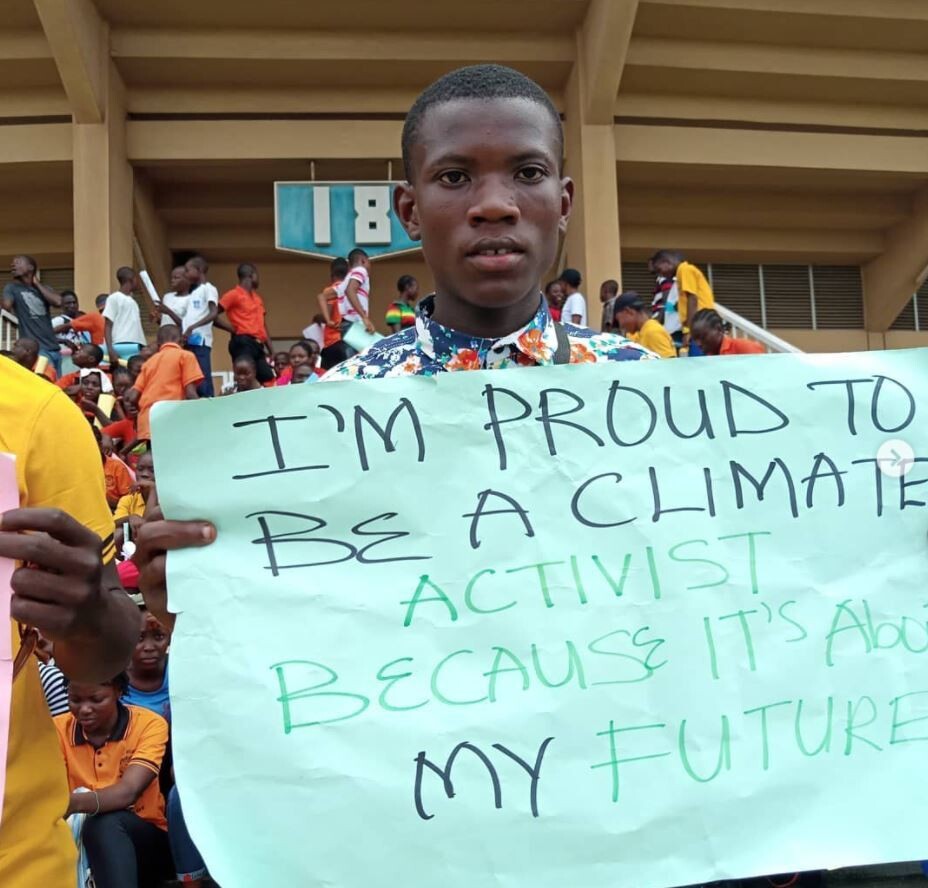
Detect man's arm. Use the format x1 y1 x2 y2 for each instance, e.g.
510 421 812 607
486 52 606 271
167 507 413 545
344 280 374 333
104 317 118 365
212 304 235 335
183 383 199 400
157 303 184 327
185 302 218 333
317 290 335 326
683 292 697 344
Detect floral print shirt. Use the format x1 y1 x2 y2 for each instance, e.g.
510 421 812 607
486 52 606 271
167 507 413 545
323 295 654 380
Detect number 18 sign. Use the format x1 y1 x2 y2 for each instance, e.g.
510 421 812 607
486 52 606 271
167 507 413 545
274 181 421 261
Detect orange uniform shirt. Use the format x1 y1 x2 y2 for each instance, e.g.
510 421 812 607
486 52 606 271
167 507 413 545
219 285 269 340
719 335 765 355
131 342 204 440
321 284 342 348
69 312 106 345
103 453 135 504
54 704 169 830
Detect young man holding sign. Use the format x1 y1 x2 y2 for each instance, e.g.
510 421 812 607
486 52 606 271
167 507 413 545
136 64 653 616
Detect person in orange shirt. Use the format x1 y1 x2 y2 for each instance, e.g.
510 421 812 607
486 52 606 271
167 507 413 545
54 672 172 888
96 427 136 507
124 324 203 442
55 292 107 346
690 308 765 356
10 337 57 381
216 262 276 384
317 256 349 370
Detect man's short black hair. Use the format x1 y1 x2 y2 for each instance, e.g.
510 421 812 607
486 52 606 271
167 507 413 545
237 262 257 280
650 249 680 266
397 274 416 293
348 248 368 266
95 292 108 306
602 279 619 297
330 257 349 279
559 268 582 289
85 344 104 364
402 64 563 181
614 291 645 313
127 354 145 373
116 266 135 285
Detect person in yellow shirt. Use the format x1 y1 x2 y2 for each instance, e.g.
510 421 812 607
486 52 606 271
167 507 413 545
650 250 715 354
115 450 155 552
613 292 677 358
0 355 140 888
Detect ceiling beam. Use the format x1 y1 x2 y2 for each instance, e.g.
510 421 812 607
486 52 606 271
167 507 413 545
33 0 109 124
615 124 928 174
0 31 53 60
627 37 927 83
862 187 928 331
578 0 638 124
0 123 71 162
112 28 572 63
127 119 403 162
641 0 928 22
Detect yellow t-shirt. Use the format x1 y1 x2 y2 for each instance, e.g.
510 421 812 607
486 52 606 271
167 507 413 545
631 318 677 358
676 260 715 326
114 490 146 521
0 356 116 888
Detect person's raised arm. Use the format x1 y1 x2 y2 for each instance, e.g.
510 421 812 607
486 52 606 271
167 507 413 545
344 279 374 333
35 276 62 308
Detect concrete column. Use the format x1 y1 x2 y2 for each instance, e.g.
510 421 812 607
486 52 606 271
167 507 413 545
72 64 133 300
563 63 622 327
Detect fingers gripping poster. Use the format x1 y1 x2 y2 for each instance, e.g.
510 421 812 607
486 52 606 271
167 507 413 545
153 349 928 888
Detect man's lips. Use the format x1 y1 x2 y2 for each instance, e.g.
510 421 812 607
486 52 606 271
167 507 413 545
465 238 526 273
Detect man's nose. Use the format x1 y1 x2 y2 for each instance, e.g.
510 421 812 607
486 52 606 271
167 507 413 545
467 177 520 225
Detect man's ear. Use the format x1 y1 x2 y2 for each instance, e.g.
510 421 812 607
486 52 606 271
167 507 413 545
558 177 574 237
393 182 421 242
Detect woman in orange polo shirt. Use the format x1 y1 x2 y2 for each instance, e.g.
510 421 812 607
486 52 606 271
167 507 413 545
54 673 173 888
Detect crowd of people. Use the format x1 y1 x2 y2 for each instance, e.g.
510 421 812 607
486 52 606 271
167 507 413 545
0 62 799 888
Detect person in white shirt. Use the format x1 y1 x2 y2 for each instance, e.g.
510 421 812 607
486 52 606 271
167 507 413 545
559 267 587 326
103 267 147 365
156 266 191 329
182 255 219 397
337 248 376 354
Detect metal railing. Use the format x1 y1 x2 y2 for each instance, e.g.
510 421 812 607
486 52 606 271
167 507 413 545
1 308 18 351
716 302 803 353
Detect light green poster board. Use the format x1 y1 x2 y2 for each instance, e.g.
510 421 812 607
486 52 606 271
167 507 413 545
153 349 928 888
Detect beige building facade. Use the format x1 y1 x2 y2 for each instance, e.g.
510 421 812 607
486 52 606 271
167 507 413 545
2 0 928 369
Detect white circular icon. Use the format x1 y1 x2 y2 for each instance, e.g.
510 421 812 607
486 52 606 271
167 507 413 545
876 438 915 477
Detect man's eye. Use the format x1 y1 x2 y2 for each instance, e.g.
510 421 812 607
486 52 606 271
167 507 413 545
438 170 468 185
516 166 547 182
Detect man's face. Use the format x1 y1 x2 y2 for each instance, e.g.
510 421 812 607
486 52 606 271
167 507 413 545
599 285 613 304
81 373 102 400
292 364 315 384
185 262 201 285
274 352 289 375
616 307 640 334
170 267 187 291
61 292 79 315
135 454 155 488
691 322 723 355
654 258 674 278
73 345 96 368
396 98 571 312
10 256 32 279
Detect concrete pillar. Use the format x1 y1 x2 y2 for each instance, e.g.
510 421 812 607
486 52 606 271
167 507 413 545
72 64 133 301
563 63 622 327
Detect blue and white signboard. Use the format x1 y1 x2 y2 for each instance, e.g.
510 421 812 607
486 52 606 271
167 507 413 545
274 181 420 261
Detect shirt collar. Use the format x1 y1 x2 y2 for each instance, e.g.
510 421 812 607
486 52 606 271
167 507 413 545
73 702 130 747
159 342 180 352
414 294 560 368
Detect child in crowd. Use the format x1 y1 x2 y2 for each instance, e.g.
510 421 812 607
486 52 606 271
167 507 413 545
114 450 155 550
337 248 375 339
613 292 677 358
544 279 564 321
123 603 171 722
182 255 219 397
273 351 290 379
96 427 135 508
54 673 173 888
55 292 107 346
79 367 123 427
57 343 108 395
11 337 56 381
278 339 322 385
229 354 263 393
317 257 349 370
103 267 146 365
291 363 316 384
690 308 765 356
125 324 203 443
127 352 146 384
385 274 419 332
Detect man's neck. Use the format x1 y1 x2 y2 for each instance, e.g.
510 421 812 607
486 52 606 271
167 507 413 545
120 286 133 295
430 289 540 340
240 282 254 293
16 274 34 287
128 667 164 691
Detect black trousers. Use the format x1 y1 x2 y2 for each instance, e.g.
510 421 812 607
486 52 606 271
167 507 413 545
320 340 350 370
82 810 174 888
228 333 275 383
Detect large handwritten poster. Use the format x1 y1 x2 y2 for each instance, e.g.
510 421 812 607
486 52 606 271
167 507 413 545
153 349 928 888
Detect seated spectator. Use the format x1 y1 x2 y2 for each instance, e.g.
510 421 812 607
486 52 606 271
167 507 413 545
230 354 262 393
78 367 122 427
57 343 107 395
317 257 349 370
11 337 56 381
544 280 564 322
273 351 290 379
385 274 419 332
613 292 677 358
112 364 132 401
102 399 139 455
690 308 765 356
291 363 316 384
55 292 107 347
124 324 203 443
97 427 136 508
127 352 146 384
123 605 171 722
54 674 173 888
114 450 155 550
